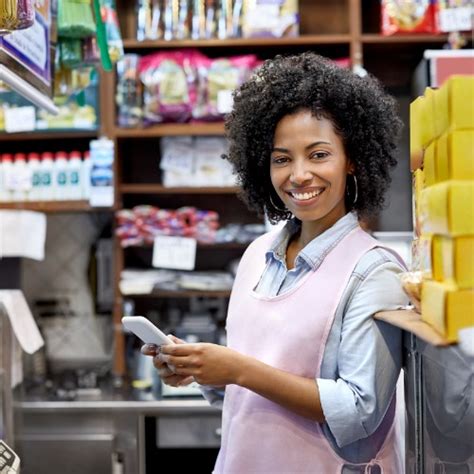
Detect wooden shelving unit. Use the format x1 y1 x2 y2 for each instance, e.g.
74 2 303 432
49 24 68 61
361 33 451 44
114 122 225 138
120 184 239 194
123 241 248 250
0 201 111 212
0 130 98 141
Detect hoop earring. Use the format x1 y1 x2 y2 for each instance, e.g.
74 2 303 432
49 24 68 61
269 194 286 212
351 174 358 205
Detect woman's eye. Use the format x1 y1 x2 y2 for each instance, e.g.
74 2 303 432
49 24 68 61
311 151 329 160
272 156 289 165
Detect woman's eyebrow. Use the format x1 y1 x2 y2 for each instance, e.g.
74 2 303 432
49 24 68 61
305 141 331 150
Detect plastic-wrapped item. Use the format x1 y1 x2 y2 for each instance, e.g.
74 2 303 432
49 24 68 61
193 54 258 121
381 0 438 35
139 50 204 124
242 0 299 38
60 39 83 69
58 0 96 38
82 36 101 65
437 0 473 33
400 271 422 312
192 0 206 39
16 0 35 30
116 54 143 127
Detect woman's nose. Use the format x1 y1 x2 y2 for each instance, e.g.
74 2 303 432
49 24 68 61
290 162 312 184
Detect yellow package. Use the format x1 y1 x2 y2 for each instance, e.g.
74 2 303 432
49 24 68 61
434 75 474 137
419 234 433 280
432 235 474 288
422 280 474 342
423 140 437 187
436 130 474 183
410 92 436 171
420 181 474 236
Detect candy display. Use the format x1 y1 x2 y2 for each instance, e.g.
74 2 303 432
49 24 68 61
116 206 220 247
0 0 35 34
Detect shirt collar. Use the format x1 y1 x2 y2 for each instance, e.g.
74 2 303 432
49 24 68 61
266 213 359 271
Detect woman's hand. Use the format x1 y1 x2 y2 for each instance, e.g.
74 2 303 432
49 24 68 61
158 342 244 387
141 335 194 387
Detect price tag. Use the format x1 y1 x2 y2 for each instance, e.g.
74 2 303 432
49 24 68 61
152 235 197 270
217 90 234 114
4 106 36 133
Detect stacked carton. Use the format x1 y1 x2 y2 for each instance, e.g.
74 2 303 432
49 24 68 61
410 75 474 343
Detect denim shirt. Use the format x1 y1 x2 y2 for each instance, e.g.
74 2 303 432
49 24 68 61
202 212 408 464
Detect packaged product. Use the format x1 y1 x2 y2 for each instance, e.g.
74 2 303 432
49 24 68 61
193 54 259 121
242 0 299 38
437 0 473 32
139 50 205 124
381 0 438 35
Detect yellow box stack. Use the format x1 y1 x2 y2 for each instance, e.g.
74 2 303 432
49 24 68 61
410 75 474 343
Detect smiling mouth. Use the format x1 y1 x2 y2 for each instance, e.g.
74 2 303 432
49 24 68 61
287 188 325 201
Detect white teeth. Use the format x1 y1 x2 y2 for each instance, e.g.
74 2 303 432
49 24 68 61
291 189 323 201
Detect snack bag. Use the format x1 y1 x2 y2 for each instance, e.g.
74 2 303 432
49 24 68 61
381 0 439 35
139 50 205 124
193 54 259 121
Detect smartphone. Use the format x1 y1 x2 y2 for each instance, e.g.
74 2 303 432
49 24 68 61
122 316 174 346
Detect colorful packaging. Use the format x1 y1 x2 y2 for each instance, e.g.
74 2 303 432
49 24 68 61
381 0 438 35
436 0 473 32
193 54 259 121
242 0 299 38
139 50 205 124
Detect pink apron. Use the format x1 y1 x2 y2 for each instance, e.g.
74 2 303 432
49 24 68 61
213 226 404 473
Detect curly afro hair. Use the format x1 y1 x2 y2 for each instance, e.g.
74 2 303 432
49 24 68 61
223 52 403 223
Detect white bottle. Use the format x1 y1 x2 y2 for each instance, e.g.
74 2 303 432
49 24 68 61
27 152 42 202
54 151 69 201
12 153 29 202
82 150 92 200
1 154 13 202
68 150 83 201
89 138 114 207
40 152 55 201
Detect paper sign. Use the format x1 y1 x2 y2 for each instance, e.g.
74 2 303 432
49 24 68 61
152 235 197 271
217 90 234 114
439 7 472 32
4 106 36 133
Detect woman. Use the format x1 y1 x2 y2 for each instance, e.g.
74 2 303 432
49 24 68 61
142 52 408 473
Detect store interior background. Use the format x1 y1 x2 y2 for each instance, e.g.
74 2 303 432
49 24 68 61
0 1 472 473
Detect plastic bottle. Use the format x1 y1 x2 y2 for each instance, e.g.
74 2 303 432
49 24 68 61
27 152 42 202
1 154 13 202
89 138 114 207
68 150 83 201
82 150 92 201
12 153 29 202
54 151 69 200
40 152 55 201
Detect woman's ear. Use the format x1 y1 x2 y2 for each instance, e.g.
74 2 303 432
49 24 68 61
347 162 355 175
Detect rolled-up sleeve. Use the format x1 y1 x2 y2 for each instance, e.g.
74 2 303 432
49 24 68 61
316 261 408 447
200 385 225 409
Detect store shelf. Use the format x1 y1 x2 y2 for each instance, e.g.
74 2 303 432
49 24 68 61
361 34 450 44
124 289 232 299
114 123 225 138
119 184 239 194
122 241 248 250
0 130 98 141
374 309 451 347
123 35 352 49
0 201 112 212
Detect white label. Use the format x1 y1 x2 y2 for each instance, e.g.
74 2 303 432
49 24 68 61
217 90 234 114
439 7 472 32
4 106 36 133
152 235 197 271
4 20 48 70
160 140 194 173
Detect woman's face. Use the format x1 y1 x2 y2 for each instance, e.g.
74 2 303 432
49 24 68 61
270 109 352 231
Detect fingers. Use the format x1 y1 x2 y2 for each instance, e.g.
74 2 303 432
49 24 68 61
141 344 158 356
160 342 202 356
161 373 191 387
168 334 186 344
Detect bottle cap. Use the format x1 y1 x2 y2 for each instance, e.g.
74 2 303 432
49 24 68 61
55 151 68 160
1 153 13 162
69 150 82 160
28 152 40 161
14 153 26 161
41 152 54 161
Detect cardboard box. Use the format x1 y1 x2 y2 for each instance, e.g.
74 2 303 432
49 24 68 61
423 140 437 186
436 130 474 182
422 280 474 342
434 75 474 137
432 235 474 288
420 181 474 236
